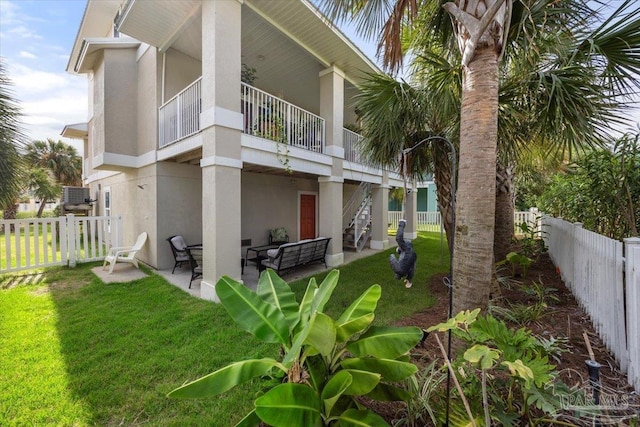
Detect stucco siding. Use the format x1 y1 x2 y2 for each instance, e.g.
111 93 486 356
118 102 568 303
241 172 319 245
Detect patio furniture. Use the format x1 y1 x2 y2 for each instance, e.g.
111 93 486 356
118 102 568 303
269 227 289 245
186 246 203 288
102 232 148 274
261 237 331 275
167 235 201 274
246 243 279 270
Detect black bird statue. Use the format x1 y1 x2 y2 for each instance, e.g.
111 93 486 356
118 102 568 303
389 219 417 288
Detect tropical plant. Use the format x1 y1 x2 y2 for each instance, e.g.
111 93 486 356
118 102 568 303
392 361 446 427
427 309 569 425
0 61 26 214
538 131 640 240
24 139 82 187
168 269 423 426
320 0 640 313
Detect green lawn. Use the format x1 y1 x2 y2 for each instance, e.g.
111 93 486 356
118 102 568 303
0 232 448 426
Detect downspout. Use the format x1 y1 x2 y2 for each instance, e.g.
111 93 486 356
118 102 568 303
161 52 166 104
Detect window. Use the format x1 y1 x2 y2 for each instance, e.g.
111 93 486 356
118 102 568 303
104 187 111 232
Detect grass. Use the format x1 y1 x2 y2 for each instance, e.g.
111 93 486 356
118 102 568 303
0 232 448 426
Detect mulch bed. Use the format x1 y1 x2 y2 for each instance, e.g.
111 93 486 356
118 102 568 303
373 252 639 425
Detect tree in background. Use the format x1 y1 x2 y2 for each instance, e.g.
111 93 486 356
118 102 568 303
25 139 82 187
0 61 26 219
538 130 640 240
27 168 61 218
322 0 640 312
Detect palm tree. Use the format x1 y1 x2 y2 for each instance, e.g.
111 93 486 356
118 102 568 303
0 61 26 215
321 0 640 312
353 71 459 254
25 139 82 187
27 168 61 218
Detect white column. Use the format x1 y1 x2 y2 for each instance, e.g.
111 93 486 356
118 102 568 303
199 0 243 301
370 172 390 250
318 66 345 265
404 185 418 239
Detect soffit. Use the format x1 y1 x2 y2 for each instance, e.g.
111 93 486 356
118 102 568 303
67 0 122 74
74 38 141 74
116 0 200 53
245 0 381 85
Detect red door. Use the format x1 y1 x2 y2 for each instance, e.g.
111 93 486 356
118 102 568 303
300 194 316 240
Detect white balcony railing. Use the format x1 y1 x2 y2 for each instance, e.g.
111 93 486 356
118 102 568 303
343 128 364 163
159 77 202 148
158 80 326 153
241 82 325 153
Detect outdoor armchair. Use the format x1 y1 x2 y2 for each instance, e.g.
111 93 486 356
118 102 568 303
186 246 203 288
167 235 201 274
102 232 148 274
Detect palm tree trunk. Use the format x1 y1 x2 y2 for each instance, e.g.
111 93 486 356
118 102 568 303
494 160 515 262
453 46 499 314
432 143 454 254
37 200 47 218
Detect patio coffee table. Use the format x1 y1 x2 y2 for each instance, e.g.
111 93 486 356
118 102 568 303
245 244 278 270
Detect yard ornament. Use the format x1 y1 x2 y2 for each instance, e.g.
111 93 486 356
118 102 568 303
390 219 417 288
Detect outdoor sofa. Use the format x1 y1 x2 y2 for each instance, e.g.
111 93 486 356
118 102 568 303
261 237 331 275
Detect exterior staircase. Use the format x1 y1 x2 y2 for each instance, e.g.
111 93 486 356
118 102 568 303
342 182 372 252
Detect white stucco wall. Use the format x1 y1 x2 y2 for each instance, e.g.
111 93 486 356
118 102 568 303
241 172 319 245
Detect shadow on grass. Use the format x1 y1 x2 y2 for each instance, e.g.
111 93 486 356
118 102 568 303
46 263 277 426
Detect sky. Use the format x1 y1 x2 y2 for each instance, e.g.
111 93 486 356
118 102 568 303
0 0 638 156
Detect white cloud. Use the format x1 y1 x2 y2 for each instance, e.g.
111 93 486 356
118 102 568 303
19 51 36 59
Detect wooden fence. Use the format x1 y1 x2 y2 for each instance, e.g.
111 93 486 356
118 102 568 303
543 215 640 393
0 214 123 273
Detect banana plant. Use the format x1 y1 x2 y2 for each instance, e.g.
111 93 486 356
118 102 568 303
168 269 423 427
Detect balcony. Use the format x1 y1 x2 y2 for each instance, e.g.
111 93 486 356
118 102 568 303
158 80 327 155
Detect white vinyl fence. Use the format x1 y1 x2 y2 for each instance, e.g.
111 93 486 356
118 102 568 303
388 209 539 234
0 214 123 273
543 215 640 392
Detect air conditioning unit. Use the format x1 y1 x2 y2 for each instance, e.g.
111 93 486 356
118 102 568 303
62 186 90 205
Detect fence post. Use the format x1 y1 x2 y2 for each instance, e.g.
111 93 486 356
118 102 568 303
624 237 640 392
115 215 123 247
66 213 76 268
529 207 540 234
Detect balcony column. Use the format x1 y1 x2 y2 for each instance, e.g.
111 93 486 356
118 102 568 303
199 0 243 301
370 171 390 250
405 184 419 240
318 66 345 267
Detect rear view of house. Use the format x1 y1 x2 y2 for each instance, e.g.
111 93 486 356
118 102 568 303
64 0 417 300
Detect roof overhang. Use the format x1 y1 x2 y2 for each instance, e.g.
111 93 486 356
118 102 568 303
66 0 122 74
247 0 381 80
115 0 200 53
61 123 88 139
73 38 141 74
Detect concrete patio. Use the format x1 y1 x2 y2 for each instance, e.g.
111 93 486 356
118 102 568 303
156 239 399 300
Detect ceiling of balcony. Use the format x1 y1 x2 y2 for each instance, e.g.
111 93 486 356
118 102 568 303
115 0 376 118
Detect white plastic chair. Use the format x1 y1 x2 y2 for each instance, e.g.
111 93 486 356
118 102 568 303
103 232 148 274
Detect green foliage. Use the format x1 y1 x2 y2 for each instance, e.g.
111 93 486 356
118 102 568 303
515 220 547 258
498 251 533 278
491 280 559 326
391 361 445 427
428 310 568 425
0 61 26 210
538 132 640 240
241 63 257 85
169 269 422 426
25 139 82 187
